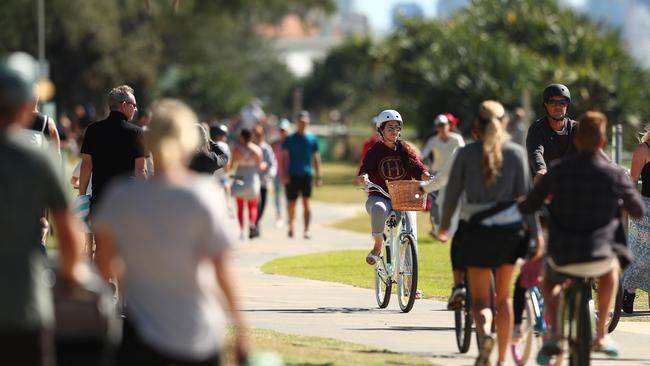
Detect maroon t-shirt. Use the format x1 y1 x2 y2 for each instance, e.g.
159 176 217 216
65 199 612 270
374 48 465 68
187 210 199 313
358 141 428 197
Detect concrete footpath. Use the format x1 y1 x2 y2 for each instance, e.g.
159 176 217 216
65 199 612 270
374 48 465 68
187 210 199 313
233 201 650 366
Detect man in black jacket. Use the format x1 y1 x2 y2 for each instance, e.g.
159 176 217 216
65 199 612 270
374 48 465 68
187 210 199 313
519 111 645 362
526 84 577 183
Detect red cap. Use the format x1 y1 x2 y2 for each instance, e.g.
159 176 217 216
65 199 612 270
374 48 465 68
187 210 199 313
442 112 459 125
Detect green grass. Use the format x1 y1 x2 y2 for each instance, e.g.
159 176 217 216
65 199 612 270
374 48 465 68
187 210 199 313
263 210 455 301
311 161 365 204
225 328 435 366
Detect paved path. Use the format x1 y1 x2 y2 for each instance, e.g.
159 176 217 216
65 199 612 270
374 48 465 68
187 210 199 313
233 201 650 366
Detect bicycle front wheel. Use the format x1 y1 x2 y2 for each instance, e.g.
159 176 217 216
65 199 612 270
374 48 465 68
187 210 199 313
375 244 392 308
397 235 418 313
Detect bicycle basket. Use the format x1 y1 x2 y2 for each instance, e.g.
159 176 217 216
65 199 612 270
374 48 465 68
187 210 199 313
386 180 427 211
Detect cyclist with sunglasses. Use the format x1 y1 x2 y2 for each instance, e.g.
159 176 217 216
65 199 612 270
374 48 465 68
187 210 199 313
526 84 577 184
358 109 430 267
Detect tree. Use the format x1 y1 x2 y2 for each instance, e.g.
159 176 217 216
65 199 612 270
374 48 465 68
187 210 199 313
0 0 334 119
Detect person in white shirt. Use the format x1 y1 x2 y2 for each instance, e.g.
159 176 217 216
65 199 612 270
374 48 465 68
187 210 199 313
420 113 465 309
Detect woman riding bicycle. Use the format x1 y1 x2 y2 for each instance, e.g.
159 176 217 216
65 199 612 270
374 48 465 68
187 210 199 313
358 109 430 267
437 100 542 366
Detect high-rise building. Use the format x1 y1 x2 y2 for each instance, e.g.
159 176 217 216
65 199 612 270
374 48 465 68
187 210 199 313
436 0 470 19
391 2 425 28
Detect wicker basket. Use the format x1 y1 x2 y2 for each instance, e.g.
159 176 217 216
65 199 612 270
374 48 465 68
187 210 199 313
386 180 427 211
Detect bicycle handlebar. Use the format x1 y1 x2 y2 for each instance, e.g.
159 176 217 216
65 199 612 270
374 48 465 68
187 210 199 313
361 180 390 199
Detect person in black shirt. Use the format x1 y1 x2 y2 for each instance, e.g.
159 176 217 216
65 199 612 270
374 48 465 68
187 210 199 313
519 111 645 360
526 84 578 184
78 85 146 210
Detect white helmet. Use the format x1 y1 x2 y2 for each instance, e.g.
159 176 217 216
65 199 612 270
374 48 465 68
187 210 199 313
376 109 403 128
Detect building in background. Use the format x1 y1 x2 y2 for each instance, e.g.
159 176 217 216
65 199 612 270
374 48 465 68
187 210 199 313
436 0 469 19
391 2 425 27
258 0 368 77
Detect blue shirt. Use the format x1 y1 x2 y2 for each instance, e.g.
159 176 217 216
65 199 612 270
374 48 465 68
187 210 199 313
282 132 319 177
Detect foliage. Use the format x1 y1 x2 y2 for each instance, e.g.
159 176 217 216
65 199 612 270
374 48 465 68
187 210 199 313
0 0 334 118
300 0 650 147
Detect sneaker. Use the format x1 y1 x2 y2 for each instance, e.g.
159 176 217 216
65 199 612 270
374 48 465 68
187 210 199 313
415 288 423 299
249 225 259 239
622 290 635 314
476 333 495 366
447 284 466 310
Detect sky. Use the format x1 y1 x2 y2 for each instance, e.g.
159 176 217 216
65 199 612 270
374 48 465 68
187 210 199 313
354 0 587 34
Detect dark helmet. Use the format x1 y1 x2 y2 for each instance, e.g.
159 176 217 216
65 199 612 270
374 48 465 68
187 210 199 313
543 84 571 104
209 124 228 138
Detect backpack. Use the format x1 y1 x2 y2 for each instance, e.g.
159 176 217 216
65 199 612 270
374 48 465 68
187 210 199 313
26 114 49 149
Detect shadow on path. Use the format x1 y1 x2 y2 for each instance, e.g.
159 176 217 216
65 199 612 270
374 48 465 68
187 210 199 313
244 307 383 314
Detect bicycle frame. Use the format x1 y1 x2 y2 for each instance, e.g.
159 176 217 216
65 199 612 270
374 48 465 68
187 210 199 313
381 209 412 283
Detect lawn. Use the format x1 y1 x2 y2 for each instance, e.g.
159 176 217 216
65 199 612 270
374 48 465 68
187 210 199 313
311 161 367 204
225 328 435 366
264 206 650 313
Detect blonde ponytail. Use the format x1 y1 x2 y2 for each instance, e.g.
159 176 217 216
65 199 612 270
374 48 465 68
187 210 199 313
477 100 506 186
482 118 505 186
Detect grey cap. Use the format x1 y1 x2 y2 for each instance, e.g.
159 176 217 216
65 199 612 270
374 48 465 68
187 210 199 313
296 110 310 122
0 62 34 109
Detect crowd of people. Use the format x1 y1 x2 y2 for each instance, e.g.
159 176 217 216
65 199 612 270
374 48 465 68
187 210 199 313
2 52 650 366
0 59 327 365
358 83 648 366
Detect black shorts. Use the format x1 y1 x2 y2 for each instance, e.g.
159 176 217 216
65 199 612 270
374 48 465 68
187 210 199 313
285 176 313 200
450 226 464 271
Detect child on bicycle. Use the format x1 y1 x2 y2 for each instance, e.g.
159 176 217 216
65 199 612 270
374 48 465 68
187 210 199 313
518 111 645 363
358 109 430 268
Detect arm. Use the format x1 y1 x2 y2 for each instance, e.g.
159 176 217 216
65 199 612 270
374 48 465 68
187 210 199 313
135 157 147 179
518 170 552 214
78 153 92 196
313 150 322 187
46 117 61 155
439 148 466 231
420 137 434 162
525 123 547 178
630 143 647 185
212 251 249 363
619 168 646 219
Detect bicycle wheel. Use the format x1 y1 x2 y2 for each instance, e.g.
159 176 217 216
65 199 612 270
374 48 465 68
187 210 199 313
568 286 592 366
512 291 535 365
591 277 622 333
455 277 472 353
375 243 392 308
397 235 418 313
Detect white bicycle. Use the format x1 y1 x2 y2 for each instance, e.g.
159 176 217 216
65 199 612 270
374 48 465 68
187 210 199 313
363 180 420 313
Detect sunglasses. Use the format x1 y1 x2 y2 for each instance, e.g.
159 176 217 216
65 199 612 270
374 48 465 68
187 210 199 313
546 99 569 107
124 101 138 108
385 125 402 132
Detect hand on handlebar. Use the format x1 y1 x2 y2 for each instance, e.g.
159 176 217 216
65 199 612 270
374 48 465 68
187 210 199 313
359 174 370 186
